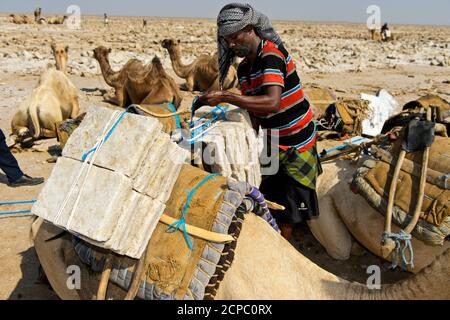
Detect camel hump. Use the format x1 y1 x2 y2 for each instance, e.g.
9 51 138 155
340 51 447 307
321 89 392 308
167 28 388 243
126 70 145 84
152 56 161 64
151 56 165 73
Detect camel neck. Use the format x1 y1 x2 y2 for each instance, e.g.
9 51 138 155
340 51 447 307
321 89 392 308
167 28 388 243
215 214 446 300
96 55 118 86
167 45 190 79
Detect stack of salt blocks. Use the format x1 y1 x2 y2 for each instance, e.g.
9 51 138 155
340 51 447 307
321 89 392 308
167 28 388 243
193 105 262 187
32 106 190 259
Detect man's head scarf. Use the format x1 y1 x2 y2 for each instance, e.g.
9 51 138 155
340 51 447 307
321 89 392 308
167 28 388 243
217 3 282 88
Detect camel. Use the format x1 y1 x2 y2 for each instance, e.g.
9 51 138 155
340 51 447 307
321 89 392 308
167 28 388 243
31 213 450 299
307 154 450 273
93 46 181 108
161 39 238 92
47 15 68 25
9 14 34 24
125 56 182 108
11 66 80 142
51 42 69 74
369 28 382 42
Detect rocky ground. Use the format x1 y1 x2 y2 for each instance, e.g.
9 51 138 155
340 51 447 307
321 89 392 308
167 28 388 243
0 14 449 299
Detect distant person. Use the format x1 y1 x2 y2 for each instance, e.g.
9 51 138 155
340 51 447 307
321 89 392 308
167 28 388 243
143 19 147 28
0 129 44 187
104 13 109 27
34 7 42 22
381 23 391 41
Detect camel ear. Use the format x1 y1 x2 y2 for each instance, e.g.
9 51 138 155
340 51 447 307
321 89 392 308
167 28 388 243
64 45 69 53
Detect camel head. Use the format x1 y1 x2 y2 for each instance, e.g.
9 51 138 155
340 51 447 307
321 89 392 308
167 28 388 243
51 42 69 74
93 46 111 61
161 38 180 50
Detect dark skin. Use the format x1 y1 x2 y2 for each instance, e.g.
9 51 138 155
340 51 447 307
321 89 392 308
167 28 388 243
198 26 282 115
200 26 295 241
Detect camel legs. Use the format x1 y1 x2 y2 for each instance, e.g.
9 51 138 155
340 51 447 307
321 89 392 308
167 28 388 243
104 87 126 107
41 128 57 138
70 97 80 119
186 76 195 92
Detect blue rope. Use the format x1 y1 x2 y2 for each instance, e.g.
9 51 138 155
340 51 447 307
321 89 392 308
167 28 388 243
382 230 414 270
160 103 181 129
0 210 32 216
189 105 228 129
188 105 228 144
166 173 220 251
0 200 36 205
81 111 127 161
319 136 369 157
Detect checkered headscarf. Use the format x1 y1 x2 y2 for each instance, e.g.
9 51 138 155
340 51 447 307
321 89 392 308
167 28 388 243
217 3 282 89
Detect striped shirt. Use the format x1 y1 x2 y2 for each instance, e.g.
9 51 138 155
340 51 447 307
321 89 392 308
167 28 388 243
237 40 316 152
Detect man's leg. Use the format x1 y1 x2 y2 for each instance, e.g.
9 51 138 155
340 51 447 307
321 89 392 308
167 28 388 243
0 129 24 182
279 223 294 241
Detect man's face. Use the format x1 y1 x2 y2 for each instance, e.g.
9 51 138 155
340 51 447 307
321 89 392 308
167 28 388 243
224 28 252 57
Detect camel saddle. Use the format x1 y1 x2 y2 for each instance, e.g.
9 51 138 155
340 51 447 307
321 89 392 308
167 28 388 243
352 135 450 246
69 165 248 300
319 99 369 136
304 86 337 116
403 94 450 119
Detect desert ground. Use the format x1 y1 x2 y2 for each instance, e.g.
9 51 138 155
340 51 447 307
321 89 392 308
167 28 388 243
0 13 449 299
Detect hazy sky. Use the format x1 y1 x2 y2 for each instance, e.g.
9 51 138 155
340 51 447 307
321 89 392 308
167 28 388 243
1 0 449 26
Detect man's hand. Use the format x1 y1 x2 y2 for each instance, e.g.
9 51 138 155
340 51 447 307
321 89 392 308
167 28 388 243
198 90 227 106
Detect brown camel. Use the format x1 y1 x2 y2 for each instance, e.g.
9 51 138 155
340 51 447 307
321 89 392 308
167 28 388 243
369 28 382 42
125 56 182 108
32 213 450 299
93 46 149 107
161 38 238 92
93 47 181 108
51 42 69 74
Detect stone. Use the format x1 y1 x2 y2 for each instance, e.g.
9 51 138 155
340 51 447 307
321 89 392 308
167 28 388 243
192 105 262 187
32 106 190 258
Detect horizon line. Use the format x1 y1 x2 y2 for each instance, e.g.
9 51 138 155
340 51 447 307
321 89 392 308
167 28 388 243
1 11 449 28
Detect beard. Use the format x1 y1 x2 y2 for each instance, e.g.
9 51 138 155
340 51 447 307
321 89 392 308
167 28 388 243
233 44 251 57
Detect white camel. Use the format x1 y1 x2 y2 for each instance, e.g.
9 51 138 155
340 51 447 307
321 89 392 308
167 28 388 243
31 214 450 300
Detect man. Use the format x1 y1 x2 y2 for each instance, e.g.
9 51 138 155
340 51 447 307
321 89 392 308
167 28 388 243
0 129 44 187
198 3 322 241
34 7 42 22
381 23 391 41
104 13 109 27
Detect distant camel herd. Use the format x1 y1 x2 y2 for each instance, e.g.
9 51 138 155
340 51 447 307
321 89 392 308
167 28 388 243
9 36 240 146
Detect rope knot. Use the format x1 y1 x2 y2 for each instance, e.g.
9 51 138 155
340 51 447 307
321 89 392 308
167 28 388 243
382 230 414 271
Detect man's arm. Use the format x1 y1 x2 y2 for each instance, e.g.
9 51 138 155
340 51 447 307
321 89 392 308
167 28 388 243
198 85 282 114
